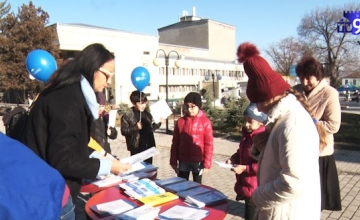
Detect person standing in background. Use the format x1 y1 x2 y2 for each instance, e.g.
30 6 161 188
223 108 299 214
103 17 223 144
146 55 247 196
294 56 342 211
121 91 161 164
170 92 214 184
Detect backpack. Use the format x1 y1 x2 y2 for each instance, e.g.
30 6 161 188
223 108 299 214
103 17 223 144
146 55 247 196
2 106 29 142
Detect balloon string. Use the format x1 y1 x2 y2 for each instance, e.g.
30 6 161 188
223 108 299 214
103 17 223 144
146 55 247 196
139 91 141 122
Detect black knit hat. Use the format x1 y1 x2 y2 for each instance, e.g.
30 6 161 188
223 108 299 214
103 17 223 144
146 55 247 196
184 92 202 108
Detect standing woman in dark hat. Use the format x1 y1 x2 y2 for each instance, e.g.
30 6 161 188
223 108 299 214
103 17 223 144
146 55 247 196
170 92 214 184
23 43 131 205
237 42 327 219
294 56 341 211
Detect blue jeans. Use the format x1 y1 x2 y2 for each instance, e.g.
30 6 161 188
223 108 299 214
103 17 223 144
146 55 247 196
60 195 75 220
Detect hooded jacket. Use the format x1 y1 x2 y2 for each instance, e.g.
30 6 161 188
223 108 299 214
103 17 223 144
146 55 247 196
170 110 214 169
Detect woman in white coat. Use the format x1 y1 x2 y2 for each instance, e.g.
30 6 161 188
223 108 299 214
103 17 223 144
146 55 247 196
237 42 327 220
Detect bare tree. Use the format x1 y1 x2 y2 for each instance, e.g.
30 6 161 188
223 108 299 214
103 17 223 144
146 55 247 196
265 37 304 75
0 0 10 19
297 2 360 87
0 1 60 95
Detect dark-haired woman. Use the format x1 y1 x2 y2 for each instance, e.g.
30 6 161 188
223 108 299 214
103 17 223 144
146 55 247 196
294 56 341 211
23 43 131 205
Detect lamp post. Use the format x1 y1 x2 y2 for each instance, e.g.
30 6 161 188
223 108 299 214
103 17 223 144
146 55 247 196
205 71 222 107
153 49 183 134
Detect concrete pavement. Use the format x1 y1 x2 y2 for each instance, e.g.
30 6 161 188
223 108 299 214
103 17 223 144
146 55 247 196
1 117 360 219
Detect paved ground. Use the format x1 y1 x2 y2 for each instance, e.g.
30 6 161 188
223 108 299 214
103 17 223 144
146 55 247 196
1 114 360 220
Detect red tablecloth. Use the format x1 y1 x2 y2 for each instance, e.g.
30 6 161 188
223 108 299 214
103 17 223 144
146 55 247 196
85 185 228 220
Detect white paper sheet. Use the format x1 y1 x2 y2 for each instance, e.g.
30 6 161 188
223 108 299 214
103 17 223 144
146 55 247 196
214 161 234 169
149 99 173 123
108 110 117 127
120 147 159 165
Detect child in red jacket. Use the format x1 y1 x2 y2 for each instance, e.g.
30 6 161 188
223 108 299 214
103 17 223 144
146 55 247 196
226 103 267 220
170 92 214 184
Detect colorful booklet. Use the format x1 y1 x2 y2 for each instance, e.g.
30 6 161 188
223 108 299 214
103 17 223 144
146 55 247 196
184 190 228 208
138 192 179 206
164 180 200 193
155 176 187 187
115 204 161 220
119 178 165 199
90 199 137 216
176 186 211 199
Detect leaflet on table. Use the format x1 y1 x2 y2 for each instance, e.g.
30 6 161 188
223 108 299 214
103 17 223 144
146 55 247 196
120 171 155 182
119 178 165 199
164 180 200 193
214 161 234 169
184 190 228 208
176 186 211 199
154 176 187 187
158 205 209 220
90 199 137 216
149 99 173 123
121 161 158 175
91 175 123 187
120 147 159 165
115 204 161 220
138 192 179 206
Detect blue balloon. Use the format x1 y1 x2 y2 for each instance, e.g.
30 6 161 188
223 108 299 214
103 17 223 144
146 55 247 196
26 49 57 82
131 66 150 91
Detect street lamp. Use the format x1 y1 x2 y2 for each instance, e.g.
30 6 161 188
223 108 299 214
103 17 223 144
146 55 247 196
205 71 222 107
153 49 183 134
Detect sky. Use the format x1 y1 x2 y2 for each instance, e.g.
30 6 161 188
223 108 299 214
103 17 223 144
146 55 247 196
10 0 353 54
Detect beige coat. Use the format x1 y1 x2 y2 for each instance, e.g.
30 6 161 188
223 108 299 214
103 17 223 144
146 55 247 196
252 94 321 220
293 79 341 156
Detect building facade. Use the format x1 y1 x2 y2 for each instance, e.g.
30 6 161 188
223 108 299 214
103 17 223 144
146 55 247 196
53 8 246 106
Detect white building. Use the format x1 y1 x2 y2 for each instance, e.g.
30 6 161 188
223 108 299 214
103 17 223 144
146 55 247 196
52 8 246 106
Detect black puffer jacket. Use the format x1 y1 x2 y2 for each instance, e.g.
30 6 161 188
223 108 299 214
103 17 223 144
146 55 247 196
120 107 161 151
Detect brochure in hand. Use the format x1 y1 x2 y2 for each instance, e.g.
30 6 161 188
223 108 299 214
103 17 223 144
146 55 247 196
90 199 137 217
164 180 200 193
121 161 158 175
154 176 187 187
138 192 179 206
115 204 161 220
184 190 228 208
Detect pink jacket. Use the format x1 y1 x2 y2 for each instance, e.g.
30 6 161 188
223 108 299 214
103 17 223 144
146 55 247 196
170 110 214 169
230 126 265 199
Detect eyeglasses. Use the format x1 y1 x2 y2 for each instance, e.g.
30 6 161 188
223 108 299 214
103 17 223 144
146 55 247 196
98 68 114 80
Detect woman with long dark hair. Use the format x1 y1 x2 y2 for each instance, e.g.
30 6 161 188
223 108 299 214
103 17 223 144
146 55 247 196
23 43 131 207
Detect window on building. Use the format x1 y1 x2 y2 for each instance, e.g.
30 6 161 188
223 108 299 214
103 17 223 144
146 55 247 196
143 51 150 55
345 79 348 84
353 79 356 85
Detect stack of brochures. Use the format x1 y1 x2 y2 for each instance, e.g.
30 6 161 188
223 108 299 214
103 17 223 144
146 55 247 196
158 205 209 220
90 199 137 217
176 185 211 199
115 204 161 220
163 180 200 193
154 176 187 187
119 178 165 199
184 190 228 208
138 192 179 206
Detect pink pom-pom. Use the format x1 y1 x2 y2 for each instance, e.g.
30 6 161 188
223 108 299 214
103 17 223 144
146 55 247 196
237 42 260 63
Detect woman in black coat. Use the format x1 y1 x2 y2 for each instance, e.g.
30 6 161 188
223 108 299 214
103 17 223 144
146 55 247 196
23 43 131 204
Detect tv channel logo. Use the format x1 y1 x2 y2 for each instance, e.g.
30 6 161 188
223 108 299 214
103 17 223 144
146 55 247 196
337 11 360 35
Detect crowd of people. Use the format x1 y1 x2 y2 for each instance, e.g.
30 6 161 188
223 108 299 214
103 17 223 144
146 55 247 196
0 41 343 220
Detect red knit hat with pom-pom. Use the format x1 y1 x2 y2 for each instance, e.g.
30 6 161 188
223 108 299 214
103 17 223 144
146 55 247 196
237 42 290 103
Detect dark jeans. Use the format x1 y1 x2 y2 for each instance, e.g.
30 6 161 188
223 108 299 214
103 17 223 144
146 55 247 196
177 161 203 184
60 195 75 220
244 199 255 220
